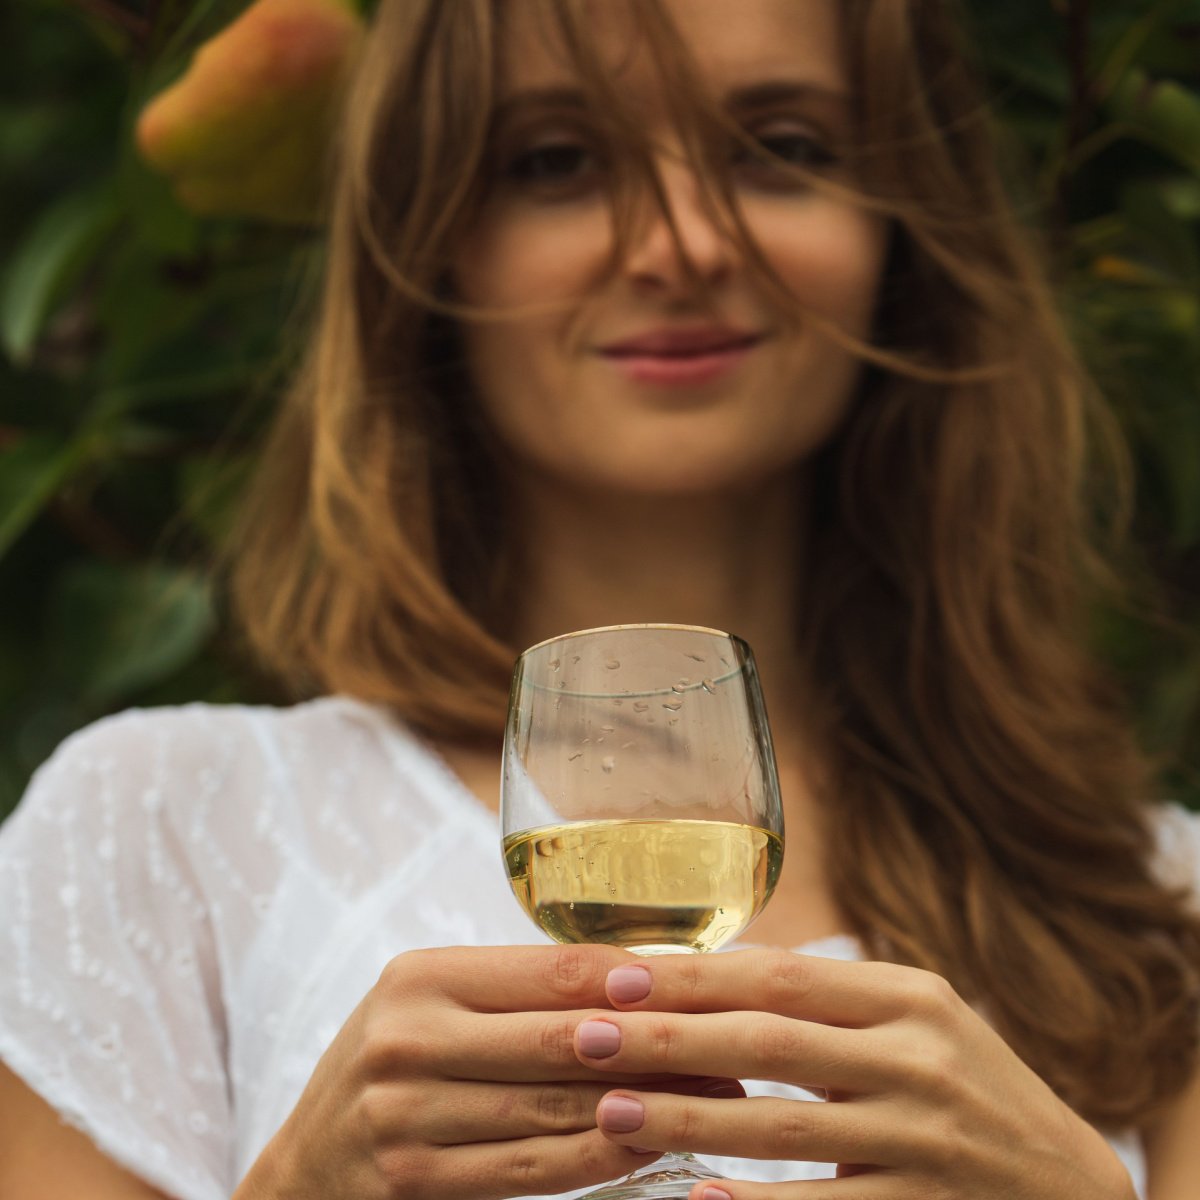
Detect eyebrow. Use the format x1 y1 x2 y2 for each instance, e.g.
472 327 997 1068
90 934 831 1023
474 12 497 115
725 80 851 111
493 79 851 123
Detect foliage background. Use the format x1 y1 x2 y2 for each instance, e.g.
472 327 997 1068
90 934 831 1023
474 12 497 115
1 0 1198 820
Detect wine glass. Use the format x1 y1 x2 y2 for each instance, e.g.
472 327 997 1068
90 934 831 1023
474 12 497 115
501 624 784 1199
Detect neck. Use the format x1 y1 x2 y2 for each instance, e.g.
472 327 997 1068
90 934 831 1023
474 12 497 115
503 469 811 735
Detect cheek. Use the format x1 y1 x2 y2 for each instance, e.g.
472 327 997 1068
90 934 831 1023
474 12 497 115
752 201 889 332
455 204 612 310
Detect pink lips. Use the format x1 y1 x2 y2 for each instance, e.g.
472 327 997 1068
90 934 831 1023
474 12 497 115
598 327 764 387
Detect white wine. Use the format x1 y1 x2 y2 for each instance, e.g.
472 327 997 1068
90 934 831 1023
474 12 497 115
503 818 783 954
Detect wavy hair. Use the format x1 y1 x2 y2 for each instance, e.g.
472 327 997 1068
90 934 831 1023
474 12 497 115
226 0 1200 1129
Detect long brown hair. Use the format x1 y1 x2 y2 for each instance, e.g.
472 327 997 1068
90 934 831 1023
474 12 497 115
226 0 1200 1129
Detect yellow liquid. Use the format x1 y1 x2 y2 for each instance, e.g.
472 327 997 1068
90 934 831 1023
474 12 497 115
503 818 783 954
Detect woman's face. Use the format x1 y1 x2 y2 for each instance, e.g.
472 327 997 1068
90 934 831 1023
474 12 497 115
451 0 889 499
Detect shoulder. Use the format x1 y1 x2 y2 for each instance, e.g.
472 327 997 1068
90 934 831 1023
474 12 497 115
21 693 403 791
3 694 483 900
32 693 398 767
4 695 427 844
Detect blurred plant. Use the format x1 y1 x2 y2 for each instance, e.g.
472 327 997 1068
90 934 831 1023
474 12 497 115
0 0 1197 816
963 0 1200 803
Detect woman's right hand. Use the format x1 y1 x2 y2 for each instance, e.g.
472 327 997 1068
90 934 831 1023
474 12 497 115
233 944 739 1200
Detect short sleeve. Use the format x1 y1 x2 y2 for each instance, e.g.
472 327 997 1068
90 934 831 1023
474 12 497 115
0 711 232 1200
1154 802 1200 906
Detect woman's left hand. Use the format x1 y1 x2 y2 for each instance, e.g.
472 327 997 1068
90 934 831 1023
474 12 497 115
572 949 1137 1200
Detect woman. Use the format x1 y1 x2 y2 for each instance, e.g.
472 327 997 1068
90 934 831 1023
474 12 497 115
1 1 1198 1197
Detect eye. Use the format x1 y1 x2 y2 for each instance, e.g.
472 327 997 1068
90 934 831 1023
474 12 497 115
506 140 600 187
734 125 838 187
753 132 836 168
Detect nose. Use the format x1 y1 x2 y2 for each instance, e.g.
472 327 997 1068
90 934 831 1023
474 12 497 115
622 159 735 295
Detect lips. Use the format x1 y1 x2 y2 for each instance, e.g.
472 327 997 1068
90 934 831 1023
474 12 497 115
597 327 765 387
600 328 763 358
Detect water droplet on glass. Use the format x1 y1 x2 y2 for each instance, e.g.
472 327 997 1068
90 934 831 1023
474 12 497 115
601 755 615 773
633 701 650 713
571 655 581 664
549 658 561 672
567 752 583 762
671 684 687 695
686 653 706 663
621 741 636 750
601 725 614 733
662 699 683 712
605 658 620 670
668 718 679 726
701 678 716 693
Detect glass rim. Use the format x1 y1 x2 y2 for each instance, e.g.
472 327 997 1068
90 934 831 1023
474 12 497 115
516 622 749 659
512 623 753 700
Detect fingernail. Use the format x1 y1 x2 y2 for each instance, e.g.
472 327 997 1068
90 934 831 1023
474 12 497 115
597 1094 645 1133
701 1081 743 1099
702 1190 733 1200
577 1019 622 1058
630 1146 660 1155
607 964 652 1003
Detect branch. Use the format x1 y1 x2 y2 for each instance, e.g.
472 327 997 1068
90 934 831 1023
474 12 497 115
1050 0 1095 250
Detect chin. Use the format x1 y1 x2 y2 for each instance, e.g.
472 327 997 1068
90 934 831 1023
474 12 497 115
561 448 810 501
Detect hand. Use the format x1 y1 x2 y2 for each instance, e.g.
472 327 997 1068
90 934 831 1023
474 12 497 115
571 949 1137 1200
233 944 743 1200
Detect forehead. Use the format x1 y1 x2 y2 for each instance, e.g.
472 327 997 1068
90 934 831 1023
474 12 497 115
495 0 848 100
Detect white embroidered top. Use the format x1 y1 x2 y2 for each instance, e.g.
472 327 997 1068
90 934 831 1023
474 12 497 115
1 696 1196 1200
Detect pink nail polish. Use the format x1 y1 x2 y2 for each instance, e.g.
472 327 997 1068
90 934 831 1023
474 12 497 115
597 1094 645 1133
607 964 652 1003
577 1019 621 1058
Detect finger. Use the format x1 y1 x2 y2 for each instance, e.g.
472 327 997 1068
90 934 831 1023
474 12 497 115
575 1010 885 1092
685 1172 898 1200
594 1091 903 1166
418 1080 613 1143
427 1005 752 1086
439 1129 661 1200
380 944 635 1012
415 1007 710 1083
605 950 953 1027
411 1077 747 1144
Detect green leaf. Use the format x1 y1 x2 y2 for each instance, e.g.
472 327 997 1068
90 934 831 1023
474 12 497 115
1109 71 1200 172
49 561 216 704
178 451 254 546
1093 0 1192 102
1120 181 1200 282
0 432 94 559
0 183 122 366
1156 401 1200 547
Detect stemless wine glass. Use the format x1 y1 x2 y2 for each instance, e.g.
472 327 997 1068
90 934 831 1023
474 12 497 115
501 624 785 1200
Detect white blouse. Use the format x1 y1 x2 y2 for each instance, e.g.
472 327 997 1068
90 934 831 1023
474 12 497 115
1 696 1195 1200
